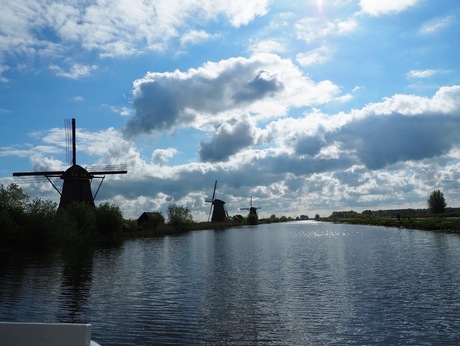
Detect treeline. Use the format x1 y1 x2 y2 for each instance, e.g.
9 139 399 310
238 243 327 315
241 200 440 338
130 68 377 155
1 183 124 248
330 207 460 219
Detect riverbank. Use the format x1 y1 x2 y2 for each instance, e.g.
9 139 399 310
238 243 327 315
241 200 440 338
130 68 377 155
323 215 460 233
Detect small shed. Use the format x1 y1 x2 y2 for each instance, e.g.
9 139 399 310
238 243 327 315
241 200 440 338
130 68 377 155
137 211 164 230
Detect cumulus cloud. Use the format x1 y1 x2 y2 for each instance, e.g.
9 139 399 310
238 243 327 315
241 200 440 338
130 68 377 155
124 54 344 137
359 0 418 16
260 85 460 171
326 86 460 169
152 148 179 165
199 119 257 162
331 114 458 170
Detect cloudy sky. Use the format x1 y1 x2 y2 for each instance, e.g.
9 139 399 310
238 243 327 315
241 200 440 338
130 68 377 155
1 0 459 221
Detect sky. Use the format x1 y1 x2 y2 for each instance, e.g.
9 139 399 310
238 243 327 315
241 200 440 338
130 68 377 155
1 0 459 221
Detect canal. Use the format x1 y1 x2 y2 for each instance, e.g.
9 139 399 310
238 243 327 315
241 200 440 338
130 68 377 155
1 221 460 345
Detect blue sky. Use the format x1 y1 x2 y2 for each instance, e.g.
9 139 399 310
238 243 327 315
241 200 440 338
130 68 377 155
1 0 459 220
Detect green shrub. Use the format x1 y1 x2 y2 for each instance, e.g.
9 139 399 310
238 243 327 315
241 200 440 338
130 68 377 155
58 201 97 239
167 203 193 228
96 202 124 236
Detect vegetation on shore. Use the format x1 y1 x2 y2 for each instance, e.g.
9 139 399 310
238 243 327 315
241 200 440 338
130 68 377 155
3 183 457 250
0 184 297 249
320 189 460 233
323 214 460 233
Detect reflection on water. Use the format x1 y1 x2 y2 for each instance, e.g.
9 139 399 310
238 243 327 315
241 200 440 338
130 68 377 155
58 246 94 323
1 222 460 345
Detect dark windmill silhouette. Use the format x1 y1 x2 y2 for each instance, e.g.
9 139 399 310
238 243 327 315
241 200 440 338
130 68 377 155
13 118 127 210
205 180 229 222
240 196 261 219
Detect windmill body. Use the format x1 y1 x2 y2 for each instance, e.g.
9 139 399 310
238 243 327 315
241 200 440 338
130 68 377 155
205 181 229 222
240 196 261 219
58 165 95 209
13 119 127 210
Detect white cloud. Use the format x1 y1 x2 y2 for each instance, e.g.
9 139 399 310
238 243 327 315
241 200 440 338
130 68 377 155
125 53 344 137
0 0 269 61
110 106 132 117
49 63 98 79
296 45 332 66
180 30 220 46
359 0 418 16
419 15 455 34
249 40 286 54
0 65 10 83
295 18 357 43
152 148 179 164
407 69 439 79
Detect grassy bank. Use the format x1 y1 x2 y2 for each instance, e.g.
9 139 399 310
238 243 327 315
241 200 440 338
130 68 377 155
324 215 460 233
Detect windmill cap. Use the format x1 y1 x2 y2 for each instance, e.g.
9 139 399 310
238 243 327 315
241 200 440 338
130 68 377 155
61 165 92 179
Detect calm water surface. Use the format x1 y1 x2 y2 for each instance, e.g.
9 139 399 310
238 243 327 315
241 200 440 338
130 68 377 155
1 221 460 345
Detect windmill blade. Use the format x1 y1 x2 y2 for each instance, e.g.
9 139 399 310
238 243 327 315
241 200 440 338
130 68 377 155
13 171 64 177
211 180 217 201
208 203 213 222
206 180 217 221
87 164 127 175
13 174 61 184
65 118 72 166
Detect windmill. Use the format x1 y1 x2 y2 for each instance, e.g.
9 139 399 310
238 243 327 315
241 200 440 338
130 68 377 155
240 196 261 219
13 118 127 210
205 180 229 222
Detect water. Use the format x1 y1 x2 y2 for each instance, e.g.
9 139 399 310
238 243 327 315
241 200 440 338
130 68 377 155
1 221 460 345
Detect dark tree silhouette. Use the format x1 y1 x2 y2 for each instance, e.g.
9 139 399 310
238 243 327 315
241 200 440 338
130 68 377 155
427 189 447 214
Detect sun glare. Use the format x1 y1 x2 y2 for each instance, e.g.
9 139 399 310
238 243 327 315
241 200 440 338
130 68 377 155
316 0 324 15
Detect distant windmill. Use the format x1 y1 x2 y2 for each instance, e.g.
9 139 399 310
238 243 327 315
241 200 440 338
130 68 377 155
240 196 261 219
205 180 229 222
13 118 127 210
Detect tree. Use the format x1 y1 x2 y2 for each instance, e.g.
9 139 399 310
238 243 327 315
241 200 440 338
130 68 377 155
167 203 193 227
24 198 59 245
0 183 29 212
96 202 124 236
0 183 29 237
427 189 447 214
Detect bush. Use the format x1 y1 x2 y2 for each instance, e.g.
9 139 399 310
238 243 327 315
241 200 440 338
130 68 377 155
58 201 97 239
96 202 124 236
